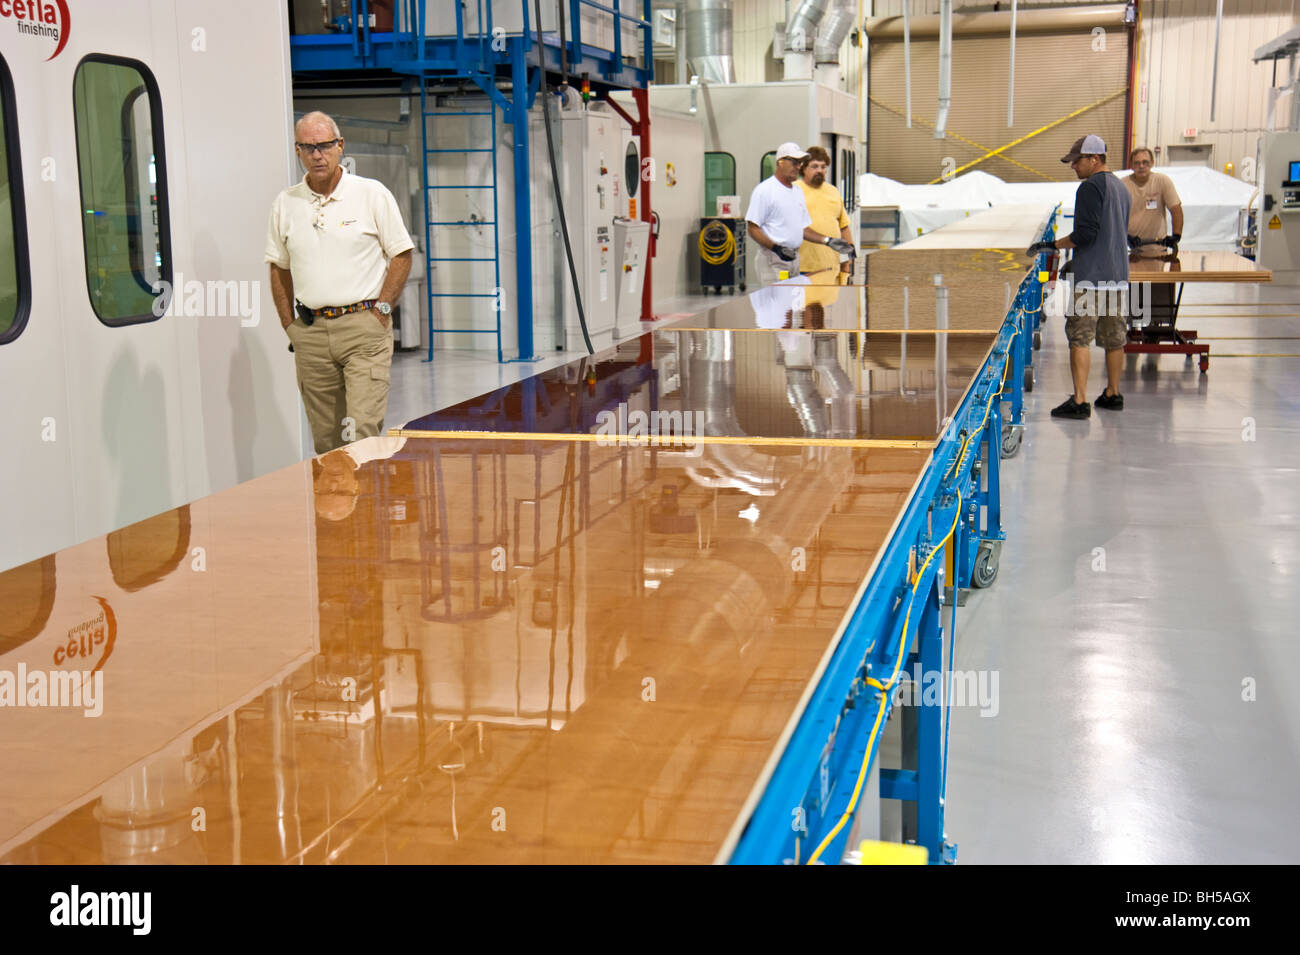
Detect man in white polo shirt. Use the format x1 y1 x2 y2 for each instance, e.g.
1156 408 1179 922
745 141 856 286
266 110 414 454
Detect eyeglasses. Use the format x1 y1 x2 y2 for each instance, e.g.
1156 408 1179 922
296 139 340 155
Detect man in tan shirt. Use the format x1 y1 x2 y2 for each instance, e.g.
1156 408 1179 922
1124 147 1183 255
1123 146 1183 326
266 111 413 454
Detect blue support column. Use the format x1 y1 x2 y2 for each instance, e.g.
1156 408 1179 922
510 37 535 360
915 582 944 863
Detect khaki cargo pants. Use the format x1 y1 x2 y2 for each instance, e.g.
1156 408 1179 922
285 311 394 454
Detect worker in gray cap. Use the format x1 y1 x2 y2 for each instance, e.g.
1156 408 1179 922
1027 134 1131 419
745 141 856 286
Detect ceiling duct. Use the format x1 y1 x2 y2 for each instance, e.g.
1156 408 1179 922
814 0 856 64
784 0 830 80
682 0 735 84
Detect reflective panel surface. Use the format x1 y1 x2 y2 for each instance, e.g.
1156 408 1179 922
403 328 996 443
0 437 930 864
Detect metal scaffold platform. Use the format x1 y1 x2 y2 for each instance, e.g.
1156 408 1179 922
289 1 655 362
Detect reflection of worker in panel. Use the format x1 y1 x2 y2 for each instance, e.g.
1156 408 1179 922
745 143 856 286
1123 146 1183 325
266 110 414 454
797 146 855 276
314 436 408 522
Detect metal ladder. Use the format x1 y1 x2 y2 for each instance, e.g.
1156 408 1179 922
419 77 505 363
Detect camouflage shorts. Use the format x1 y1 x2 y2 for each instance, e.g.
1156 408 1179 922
1066 285 1129 350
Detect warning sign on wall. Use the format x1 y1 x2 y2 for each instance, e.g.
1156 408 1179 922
1269 215 1282 230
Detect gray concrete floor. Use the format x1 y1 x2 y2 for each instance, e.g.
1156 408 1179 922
946 280 1300 864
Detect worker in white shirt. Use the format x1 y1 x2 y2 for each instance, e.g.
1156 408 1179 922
266 111 413 454
745 142 856 286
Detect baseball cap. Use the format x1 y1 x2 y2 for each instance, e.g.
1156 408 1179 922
1061 134 1107 163
775 142 809 161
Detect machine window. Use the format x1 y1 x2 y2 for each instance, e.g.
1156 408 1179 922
704 151 735 217
760 150 775 182
73 56 170 325
0 54 30 344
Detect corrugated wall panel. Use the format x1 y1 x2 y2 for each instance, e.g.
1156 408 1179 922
1133 0 1296 181
868 32 1129 182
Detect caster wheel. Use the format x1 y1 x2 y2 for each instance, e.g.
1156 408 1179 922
1033 331 1042 350
715 286 722 294
1023 367 1033 392
1000 426 1022 459
739 283 747 292
972 543 999 589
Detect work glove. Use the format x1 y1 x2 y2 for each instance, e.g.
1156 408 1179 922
1163 233 1181 254
826 237 857 258
1127 234 1143 250
771 244 798 262
1025 240 1055 258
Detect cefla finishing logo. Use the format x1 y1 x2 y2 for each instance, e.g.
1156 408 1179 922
1 0 70 60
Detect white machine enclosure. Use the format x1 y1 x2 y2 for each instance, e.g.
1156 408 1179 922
609 97 706 305
558 104 623 352
1256 130 1300 281
645 81 860 284
0 0 303 573
612 217 649 338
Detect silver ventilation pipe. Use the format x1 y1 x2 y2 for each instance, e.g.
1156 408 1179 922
813 334 857 438
935 0 952 139
814 0 857 63
788 0 831 50
683 0 735 84
785 369 828 437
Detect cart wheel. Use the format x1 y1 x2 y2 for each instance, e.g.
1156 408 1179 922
1033 331 1042 350
972 542 999 589
715 286 722 294
1199 356 1209 373
739 283 746 292
1023 367 1033 392
1000 426 1022 459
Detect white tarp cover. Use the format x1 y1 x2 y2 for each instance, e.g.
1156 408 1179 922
861 167 1253 250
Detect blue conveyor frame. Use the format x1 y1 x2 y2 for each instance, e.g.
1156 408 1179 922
729 211 1058 865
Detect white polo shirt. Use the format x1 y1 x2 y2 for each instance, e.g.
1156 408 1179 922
745 175 811 249
265 168 414 309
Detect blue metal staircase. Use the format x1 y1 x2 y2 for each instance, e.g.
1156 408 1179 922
289 0 654 363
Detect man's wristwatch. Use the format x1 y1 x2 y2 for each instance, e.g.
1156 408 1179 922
376 301 392 317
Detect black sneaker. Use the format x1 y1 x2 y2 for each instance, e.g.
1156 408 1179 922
1051 396 1091 419
1095 390 1124 411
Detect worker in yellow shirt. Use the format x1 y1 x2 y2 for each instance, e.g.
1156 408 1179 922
797 146 854 276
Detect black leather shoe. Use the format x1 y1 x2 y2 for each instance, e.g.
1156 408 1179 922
1095 391 1124 411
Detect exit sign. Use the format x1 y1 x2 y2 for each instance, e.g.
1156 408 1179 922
1184 127 1198 138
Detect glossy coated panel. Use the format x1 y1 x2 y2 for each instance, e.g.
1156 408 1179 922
664 275 1020 335
403 328 996 443
1128 250 1272 282
1 437 931 864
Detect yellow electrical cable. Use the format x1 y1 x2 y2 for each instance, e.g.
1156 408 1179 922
699 220 736 265
805 489 963 865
